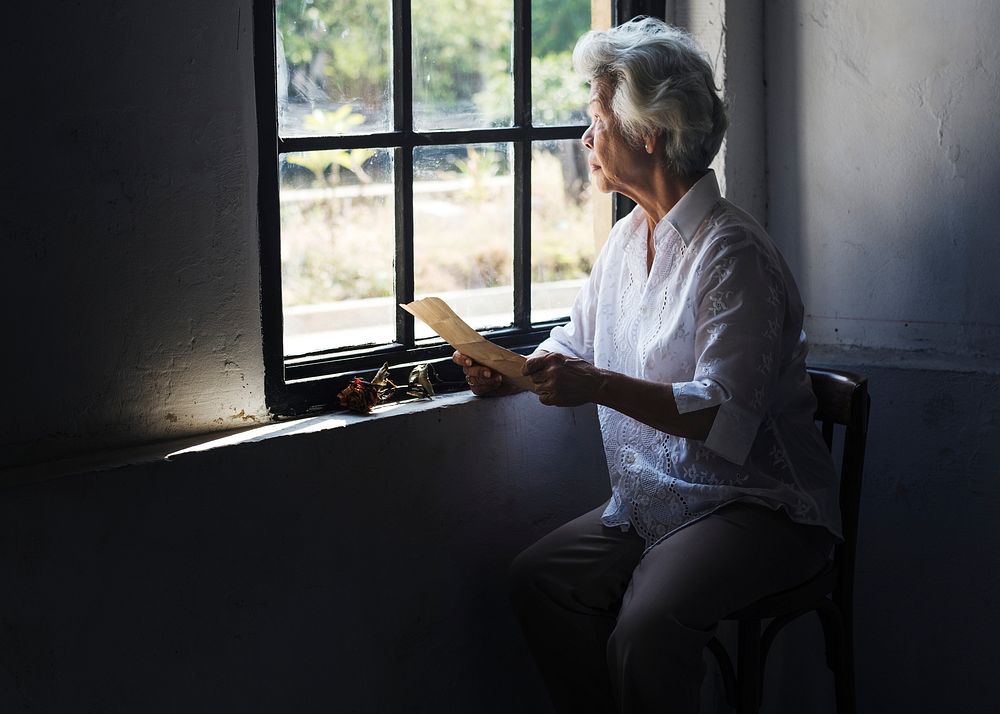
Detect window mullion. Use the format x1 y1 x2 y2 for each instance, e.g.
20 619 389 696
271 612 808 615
394 148 415 346
392 0 413 132
512 0 531 329
393 0 415 346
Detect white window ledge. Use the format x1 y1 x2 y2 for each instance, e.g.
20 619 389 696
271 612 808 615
1 390 489 489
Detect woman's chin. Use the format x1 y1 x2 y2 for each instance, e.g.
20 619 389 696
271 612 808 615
592 176 613 194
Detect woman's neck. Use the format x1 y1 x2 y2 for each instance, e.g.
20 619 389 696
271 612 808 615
634 170 703 234
629 170 705 274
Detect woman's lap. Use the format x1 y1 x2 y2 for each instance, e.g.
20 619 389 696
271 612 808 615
513 500 830 620
623 501 832 627
510 502 645 617
510 500 833 714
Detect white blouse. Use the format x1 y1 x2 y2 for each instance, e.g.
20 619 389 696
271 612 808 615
538 171 842 548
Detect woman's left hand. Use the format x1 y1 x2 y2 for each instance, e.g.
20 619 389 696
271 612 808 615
522 352 605 407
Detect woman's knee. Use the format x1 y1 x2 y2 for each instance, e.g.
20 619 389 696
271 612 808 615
607 594 709 666
508 536 604 617
508 541 550 611
606 609 708 714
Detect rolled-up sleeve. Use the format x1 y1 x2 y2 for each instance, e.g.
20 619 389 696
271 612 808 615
672 237 786 465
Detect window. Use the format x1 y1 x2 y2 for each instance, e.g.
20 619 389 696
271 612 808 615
255 0 661 414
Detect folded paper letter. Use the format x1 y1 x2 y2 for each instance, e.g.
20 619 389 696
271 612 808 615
400 297 535 390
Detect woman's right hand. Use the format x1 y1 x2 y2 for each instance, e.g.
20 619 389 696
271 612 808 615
452 351 519 397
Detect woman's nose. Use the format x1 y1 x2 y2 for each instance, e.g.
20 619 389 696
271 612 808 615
581 124 594 150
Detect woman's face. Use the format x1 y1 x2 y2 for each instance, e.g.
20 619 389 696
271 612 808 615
581 80 654 199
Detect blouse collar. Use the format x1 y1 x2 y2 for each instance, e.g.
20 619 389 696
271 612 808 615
630 170 722 247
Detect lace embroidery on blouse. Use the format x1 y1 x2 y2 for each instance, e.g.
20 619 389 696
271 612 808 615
538 171 841 548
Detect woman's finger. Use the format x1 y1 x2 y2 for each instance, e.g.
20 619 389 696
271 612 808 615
466 368 497 384
452 350 474 368
453 351 517 397
523 351 559 375
468 374 503 395
454 351 497 380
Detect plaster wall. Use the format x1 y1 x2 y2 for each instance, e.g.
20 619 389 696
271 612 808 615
842 354 1000 713
0 394 611 712
774 349 1000 714
765 0 1000 355
762 1 1000 711
4 358 996 713
2 0 999 711
1 0 268 469
677 0 768 224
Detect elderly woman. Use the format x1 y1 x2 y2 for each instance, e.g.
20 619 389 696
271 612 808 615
453 17 840 714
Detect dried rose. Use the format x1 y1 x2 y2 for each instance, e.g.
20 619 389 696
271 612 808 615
337 377 380 414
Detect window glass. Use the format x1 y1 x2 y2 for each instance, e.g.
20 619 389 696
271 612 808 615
531 0 590 126
411 0 514 130
413 143 514 337
280 149 395 355
531 139 596 322
262 0 611 409
275 0 392 137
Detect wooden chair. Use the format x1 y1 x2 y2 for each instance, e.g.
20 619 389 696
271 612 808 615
706 367 870 714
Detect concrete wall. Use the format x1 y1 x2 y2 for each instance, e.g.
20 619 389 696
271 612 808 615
748 349 1000 714
0 393 610 712
676 0 768 223
3 0 1000 712
765 0 1000 355
1 0 268 470
763 1 1000 711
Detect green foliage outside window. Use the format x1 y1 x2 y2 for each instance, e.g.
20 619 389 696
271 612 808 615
276 0 591 127
276 0 597 327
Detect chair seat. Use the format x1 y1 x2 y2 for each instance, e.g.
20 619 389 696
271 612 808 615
726 561 838 620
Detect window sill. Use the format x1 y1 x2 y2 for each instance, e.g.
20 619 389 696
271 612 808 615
0 390 489 490
168 390 482 458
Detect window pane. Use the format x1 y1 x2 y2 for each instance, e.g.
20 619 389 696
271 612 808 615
531 140 596 323
531 0 590 126
275 0 392 137
280 149 395 355
412 0 513 131
413 143 514 337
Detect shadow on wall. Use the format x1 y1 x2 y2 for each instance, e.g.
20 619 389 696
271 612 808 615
764 1 806 299
0 394 610 713
764 2 1000 712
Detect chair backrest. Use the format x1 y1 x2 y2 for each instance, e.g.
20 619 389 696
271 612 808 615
807 367 871 619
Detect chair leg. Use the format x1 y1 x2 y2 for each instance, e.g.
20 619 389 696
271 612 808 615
706 636 737 709
736 618 762 714
835 652 857 714
833 626 857 714
815 601 856 714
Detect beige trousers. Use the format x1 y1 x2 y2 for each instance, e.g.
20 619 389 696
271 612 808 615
509 501 835 714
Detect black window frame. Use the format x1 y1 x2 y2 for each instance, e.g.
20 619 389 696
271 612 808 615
254 0 664 416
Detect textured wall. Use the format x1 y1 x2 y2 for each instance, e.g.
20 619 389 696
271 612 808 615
1 0 267 469
3 1 999 711
795 349 1000 713
0 394 610 712
765 0 1000 355
763 2 1000 711
677 0 769 224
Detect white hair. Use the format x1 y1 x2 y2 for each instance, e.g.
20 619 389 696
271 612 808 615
573 17 728 177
